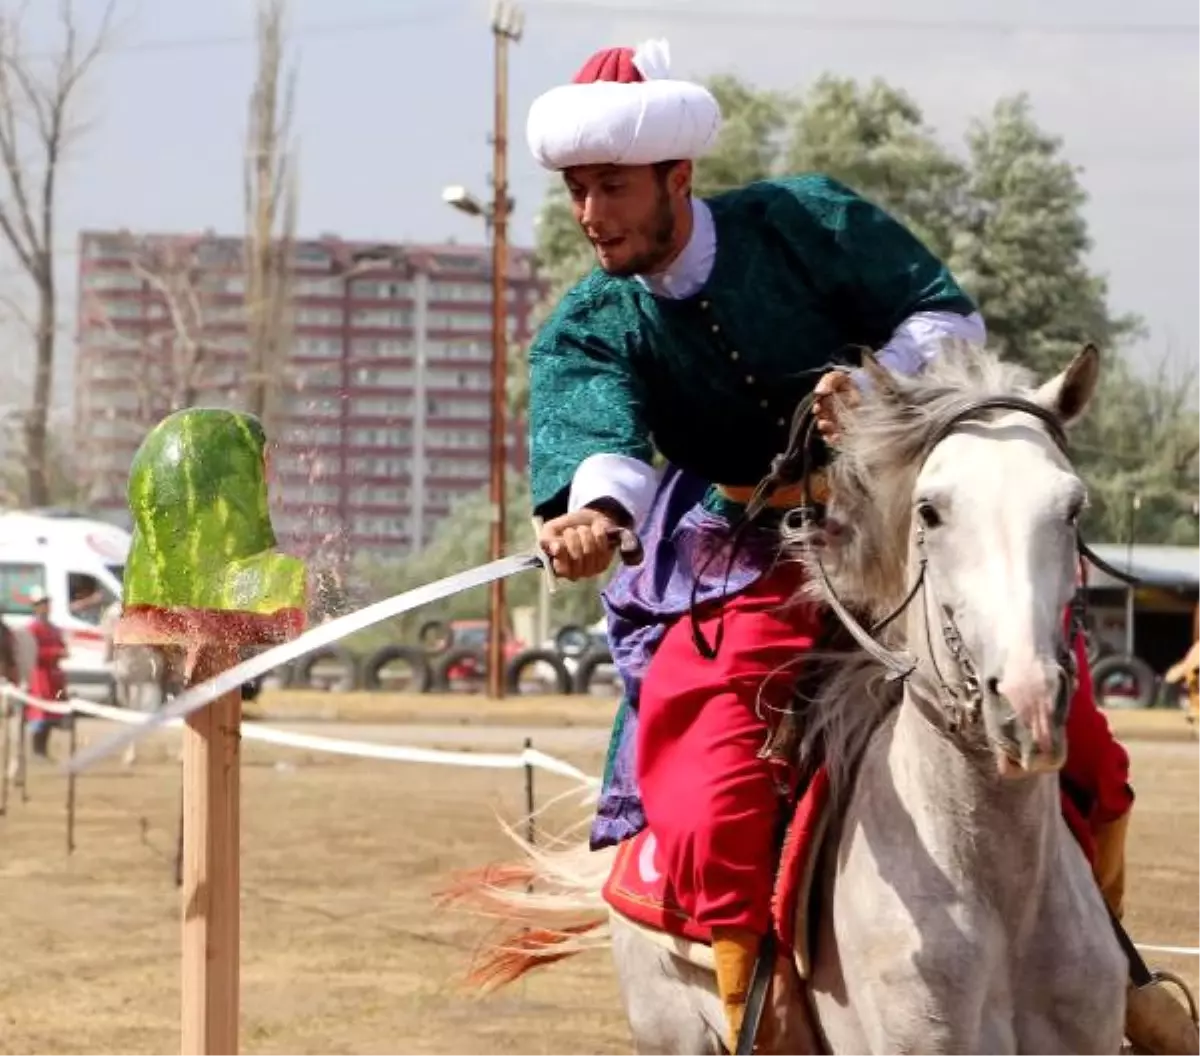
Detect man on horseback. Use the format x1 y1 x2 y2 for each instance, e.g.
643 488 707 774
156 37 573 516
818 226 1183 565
525 40 1194 1054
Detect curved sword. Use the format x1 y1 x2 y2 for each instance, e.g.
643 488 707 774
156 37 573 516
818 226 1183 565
65 523 643 775
65 550 545 774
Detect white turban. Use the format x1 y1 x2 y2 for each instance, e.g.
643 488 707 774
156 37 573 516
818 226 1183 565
526 39 722 171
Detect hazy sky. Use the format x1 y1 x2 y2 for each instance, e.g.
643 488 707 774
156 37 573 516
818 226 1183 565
17 0 1199 406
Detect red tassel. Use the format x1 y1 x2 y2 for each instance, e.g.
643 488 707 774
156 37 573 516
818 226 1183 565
465 921 605 991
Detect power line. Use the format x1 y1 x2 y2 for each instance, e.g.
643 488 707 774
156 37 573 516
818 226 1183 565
524 1 1198 36
51 10 457 60
45 5 1200 61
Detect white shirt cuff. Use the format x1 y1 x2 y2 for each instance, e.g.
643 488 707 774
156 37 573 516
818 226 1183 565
851 310 987 389
567 453 659 528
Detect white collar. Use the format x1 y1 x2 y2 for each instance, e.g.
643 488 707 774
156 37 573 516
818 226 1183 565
636 197 715 300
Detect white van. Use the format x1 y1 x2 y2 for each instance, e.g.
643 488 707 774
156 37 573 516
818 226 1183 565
0 509 129 700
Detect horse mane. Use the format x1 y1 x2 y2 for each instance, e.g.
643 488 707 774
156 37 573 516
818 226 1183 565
781 340 1044 799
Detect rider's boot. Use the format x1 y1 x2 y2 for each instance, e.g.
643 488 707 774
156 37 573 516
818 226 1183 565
1094 811 1200 1055
1094 809 1130 917
713 926 759 1053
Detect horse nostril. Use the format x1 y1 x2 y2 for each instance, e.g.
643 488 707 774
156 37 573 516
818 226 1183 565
986 677 1001 697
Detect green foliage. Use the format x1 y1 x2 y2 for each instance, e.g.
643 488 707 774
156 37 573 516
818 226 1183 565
946 96 1142 377
784 76 969 259
691 74 788 195
1072 357 1199 544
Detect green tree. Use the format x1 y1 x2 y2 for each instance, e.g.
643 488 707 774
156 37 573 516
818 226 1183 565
1071 357 1199 544
783 75 968 259
691 74 787 195
947 95 1141 377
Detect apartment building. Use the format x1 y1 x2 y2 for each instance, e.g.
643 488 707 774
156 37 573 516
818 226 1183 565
74 230 544 559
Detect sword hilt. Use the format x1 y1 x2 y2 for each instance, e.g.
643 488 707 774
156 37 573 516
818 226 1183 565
531 516 559 596
606 526 645 566
530 517 645 580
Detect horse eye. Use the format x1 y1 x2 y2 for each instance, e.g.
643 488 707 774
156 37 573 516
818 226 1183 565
916 501 943 530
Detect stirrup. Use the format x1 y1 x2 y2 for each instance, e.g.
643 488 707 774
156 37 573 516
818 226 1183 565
1139 969 1200 1026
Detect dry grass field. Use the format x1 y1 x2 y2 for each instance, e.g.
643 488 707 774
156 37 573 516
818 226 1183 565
0 696 1194 1055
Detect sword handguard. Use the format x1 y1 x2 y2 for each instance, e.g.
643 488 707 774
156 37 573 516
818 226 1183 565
609 526 645 566
532 516 644 576
531 517 559 596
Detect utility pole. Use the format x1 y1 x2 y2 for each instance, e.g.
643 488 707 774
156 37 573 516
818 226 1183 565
486 1 523 699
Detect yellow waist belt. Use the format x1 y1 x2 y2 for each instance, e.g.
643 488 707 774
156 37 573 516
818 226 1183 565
715 470 830 509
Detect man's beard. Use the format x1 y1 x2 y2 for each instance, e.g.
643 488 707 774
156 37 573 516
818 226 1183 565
597 187 677 278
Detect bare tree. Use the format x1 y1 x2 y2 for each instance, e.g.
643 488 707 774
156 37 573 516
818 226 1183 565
78 235 244 503
243 0 298 438
86 240 213 408
0 0 114 506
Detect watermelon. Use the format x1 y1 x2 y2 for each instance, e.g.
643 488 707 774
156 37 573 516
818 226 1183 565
115 408 307 650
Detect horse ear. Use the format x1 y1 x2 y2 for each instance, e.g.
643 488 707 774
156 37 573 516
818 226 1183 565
1034 343 1100 427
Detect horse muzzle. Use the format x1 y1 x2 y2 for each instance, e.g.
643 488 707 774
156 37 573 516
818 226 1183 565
983 665 1071 775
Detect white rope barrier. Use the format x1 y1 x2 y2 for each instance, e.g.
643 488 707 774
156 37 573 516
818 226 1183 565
0 683 599 787
3 686 1195 959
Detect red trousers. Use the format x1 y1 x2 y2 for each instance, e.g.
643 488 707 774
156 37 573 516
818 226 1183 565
637 565 818 934
637 567 1133 933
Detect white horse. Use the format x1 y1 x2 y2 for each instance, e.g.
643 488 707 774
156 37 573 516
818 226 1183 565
448 344 1130 1054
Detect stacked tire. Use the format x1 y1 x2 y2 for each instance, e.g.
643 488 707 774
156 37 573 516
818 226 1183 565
292 647 362 692
1091 654 1157 710
553 623 618 697
283 617 616 697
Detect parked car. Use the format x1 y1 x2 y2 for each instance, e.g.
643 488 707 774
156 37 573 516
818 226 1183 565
434 619 526 689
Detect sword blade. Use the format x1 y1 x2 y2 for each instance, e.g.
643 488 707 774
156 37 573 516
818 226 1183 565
66 551 545 774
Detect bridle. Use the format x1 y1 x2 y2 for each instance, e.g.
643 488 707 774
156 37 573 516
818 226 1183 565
761 392 1142 742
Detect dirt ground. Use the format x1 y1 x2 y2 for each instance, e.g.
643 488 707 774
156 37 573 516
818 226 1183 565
0 704 1195 1055
252 687 1199 738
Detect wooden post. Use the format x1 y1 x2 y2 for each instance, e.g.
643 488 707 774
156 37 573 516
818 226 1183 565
17 705 26 803
65 713 77 854
523 735 535 847
180 645 241 1056
1 690 11 817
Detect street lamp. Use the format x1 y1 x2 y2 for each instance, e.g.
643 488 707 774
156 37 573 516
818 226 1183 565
442 185 488 218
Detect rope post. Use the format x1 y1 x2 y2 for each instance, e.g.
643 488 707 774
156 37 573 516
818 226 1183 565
16 704 26 803
523 735 535 848
0 689 10 817
65 709 77 855
180 644 241 1056
174 774 184 889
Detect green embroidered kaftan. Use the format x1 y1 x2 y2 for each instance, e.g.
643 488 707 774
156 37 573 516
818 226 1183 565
528 173 976 516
